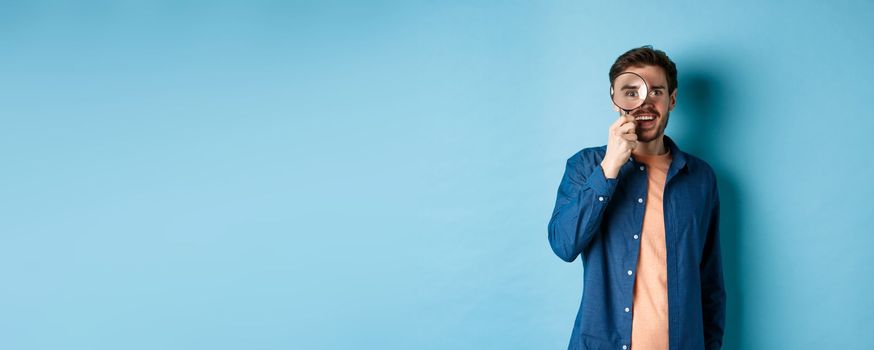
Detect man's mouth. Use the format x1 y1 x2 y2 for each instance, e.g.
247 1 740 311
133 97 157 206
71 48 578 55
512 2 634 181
633 112 658 129
633 113 658 121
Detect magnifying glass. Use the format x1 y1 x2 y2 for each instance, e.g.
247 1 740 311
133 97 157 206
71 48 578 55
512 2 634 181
610 72 649 116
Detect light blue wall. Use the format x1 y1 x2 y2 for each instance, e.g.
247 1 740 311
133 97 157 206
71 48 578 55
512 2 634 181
2 1 873 349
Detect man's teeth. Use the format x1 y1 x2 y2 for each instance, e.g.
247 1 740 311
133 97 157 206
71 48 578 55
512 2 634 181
635 115 655 121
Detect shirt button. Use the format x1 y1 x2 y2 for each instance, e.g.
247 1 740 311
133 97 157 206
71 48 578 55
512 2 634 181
639 165 645 171
598 196 604 202
624 307 630 312
623 346 628 350
627 270 633 276
633 234 639 240
637 198 643 203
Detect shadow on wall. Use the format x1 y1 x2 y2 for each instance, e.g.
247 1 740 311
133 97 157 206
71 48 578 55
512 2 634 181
678 68 746 350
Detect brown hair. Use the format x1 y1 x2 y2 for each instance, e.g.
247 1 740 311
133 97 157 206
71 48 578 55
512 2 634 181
609 45 678 94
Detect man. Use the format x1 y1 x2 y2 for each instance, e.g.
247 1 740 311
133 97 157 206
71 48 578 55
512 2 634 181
547 46 725 350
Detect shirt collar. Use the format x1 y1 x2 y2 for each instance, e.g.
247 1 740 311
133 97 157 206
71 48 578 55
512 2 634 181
663 135 689 180
628 135 689 177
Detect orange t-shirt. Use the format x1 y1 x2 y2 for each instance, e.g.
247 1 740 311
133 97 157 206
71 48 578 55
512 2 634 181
630 150 672 350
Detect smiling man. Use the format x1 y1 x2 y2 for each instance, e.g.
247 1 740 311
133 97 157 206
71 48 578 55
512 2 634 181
548 46 726 349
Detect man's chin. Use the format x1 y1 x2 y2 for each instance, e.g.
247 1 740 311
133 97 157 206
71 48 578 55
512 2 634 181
636 131 663 143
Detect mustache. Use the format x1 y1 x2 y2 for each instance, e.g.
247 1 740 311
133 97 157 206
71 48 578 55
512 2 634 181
631 109 659 116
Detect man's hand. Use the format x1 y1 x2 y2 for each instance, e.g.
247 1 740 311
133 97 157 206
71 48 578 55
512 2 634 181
600 114 637 179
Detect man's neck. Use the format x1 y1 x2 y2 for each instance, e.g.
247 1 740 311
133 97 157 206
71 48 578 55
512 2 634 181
632 135 668 156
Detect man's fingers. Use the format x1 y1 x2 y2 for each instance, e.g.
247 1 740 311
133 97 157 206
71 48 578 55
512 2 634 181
621 133 638 141
618 122 636 134
622 115 637 129
607 114 637 166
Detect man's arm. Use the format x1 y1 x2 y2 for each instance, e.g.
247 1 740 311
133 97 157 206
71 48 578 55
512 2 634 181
548 115 636 262
547 153 617 262
701 187 726 349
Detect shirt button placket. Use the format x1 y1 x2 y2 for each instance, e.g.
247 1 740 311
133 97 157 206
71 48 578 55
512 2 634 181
626 179 643 347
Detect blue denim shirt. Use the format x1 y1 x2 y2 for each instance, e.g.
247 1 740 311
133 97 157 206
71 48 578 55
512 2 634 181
548 136 725 350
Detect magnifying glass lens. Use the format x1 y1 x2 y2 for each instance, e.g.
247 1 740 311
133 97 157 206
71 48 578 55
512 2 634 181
611 72 648 112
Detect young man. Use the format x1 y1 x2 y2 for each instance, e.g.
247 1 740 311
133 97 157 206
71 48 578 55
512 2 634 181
547 46 725 350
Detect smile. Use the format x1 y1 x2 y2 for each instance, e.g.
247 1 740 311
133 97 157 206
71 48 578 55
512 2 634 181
634 114 656 121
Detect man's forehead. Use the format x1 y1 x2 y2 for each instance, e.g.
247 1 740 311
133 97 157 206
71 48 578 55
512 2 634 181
623 65 667 86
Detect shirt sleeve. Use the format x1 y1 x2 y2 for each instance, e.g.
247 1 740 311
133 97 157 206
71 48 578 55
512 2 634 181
547 152 618 262
701 186 726 349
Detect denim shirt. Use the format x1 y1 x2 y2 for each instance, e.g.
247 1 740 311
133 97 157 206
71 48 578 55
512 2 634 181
548 136 725 350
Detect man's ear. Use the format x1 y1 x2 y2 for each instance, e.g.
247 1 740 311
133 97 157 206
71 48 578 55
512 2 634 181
669 89 677 111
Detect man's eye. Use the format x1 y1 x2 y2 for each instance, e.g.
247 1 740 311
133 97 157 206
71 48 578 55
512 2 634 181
652 90 663 96
625 91 638 97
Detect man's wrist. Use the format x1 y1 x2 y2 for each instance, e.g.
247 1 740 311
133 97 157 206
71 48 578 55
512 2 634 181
600 160 620 179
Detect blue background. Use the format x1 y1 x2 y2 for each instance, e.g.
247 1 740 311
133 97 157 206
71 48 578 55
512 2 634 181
2 1 873 349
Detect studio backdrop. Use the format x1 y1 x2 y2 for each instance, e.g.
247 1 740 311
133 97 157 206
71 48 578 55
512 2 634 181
1 1 873 349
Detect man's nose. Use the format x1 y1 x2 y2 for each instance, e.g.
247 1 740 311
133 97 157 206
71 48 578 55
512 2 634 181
638 99 655 110
642 91 658 105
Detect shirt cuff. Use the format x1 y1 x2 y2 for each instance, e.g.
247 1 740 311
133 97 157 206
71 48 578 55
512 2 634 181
586 163 618 196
